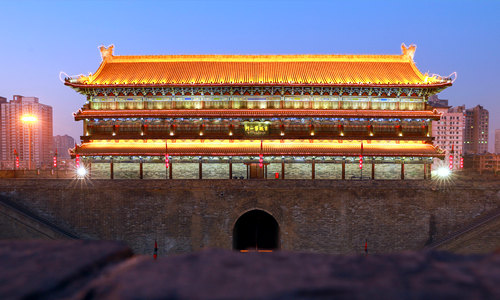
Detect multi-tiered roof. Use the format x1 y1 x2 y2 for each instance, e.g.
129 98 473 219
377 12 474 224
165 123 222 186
65 45 451 160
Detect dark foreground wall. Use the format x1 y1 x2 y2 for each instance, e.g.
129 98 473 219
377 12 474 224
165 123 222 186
0 178 499 255
2 240 500 300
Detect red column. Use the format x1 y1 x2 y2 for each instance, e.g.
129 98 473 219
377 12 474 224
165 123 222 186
110 159 114 180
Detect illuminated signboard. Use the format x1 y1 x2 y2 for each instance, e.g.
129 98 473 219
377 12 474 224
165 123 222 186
244 122 269 136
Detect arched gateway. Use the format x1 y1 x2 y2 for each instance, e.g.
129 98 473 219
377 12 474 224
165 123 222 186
233 210 280 251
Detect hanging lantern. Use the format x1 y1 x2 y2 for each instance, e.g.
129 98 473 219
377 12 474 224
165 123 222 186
165 141 169 168
75 154 80 168
460 156 464 169
199 124 205 136
14 149 19 169
53 156 57 168
449 154 453 170
396 124 403 137
359 142 364 169
259 140 264 168
309 124 315 136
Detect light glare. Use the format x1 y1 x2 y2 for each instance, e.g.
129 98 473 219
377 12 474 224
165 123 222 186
21 115 37 123
76 167 87 177
436 167 451 178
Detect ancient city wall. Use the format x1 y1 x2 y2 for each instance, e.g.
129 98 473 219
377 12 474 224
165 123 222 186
0 178 498 255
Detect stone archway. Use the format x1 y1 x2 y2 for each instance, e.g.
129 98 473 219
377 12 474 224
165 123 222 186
233 209 279 251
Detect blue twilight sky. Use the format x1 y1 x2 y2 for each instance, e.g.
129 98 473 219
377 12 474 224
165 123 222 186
0 0 498 151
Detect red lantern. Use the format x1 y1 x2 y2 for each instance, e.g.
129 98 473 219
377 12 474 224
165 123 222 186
53 156 57 168
460 157 464 169
275 172 279 179
15 156 19 169
259 154 263 168
359 155 363 170
449 154 453 170
165 141 169 168
75 154 80 168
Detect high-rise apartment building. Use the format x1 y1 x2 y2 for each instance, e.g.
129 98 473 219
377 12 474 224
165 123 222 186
0 95 53 169
431 98 465 169
0 96 7 163
464 105 489 154
53 135 75 159
495 129 500 154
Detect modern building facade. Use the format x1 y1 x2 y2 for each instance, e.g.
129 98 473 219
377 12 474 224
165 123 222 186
64 44 451 179
464 153 500 174
0 96 7 164
495 129 500 154
0 95 53 169
464 105 489 154
430 99 465 170
53 135 76 159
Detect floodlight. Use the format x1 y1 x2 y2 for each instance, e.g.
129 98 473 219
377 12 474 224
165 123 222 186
76 166 87 178
436 167 451 178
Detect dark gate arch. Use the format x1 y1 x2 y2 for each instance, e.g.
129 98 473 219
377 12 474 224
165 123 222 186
232 209 280 251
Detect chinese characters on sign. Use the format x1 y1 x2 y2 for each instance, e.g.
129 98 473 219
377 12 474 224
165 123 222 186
244 122 269 136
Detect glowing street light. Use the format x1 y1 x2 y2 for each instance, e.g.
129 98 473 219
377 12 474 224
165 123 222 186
21 114 38 170
76 166 87 178
21 115 37 123
436 167 451 178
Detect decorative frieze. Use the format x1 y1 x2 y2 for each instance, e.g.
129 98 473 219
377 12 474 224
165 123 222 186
77 86 434 99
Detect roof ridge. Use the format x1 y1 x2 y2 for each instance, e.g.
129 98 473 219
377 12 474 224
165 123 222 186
107 54 409 63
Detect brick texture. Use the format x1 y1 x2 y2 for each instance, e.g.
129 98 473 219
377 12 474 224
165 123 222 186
0 179 498 256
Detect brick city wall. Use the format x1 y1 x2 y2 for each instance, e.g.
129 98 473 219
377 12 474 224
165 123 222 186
435 213 500 254
0 178 498 255
0 201 72 240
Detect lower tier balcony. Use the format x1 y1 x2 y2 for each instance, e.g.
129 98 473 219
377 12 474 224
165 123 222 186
72 139 443 158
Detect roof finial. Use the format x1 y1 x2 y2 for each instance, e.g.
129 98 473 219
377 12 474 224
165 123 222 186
401 43 416 60
99 44 114 61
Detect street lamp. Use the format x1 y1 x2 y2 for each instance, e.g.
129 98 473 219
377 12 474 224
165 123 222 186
21 115 37 170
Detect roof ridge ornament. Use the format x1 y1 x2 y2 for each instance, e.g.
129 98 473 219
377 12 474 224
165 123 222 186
99 44 114 61
401 43 416 60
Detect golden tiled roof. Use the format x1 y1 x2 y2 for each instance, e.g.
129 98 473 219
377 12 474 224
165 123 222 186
74 139 443 157
67 45 451 87
74 109 441 120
